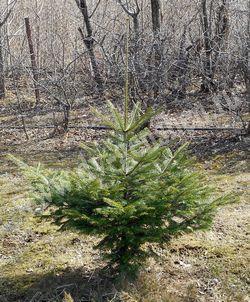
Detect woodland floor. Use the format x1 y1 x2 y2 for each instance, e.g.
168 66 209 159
0 94 249 302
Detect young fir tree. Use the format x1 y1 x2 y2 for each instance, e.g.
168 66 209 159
11 25 230 276
11 101 229 276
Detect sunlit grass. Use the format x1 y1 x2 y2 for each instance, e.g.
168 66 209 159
0 151 249 301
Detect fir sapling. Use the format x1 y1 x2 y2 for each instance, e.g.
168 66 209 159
10 101 231 277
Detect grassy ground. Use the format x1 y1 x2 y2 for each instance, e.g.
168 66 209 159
0 145 249 302
0 95 249 301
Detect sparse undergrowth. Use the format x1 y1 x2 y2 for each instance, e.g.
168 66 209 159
0 148 249 301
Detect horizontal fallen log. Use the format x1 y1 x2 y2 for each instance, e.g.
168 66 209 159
0 125 245 132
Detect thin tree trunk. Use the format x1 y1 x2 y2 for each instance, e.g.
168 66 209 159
247 1 250 94
0 30 5 99
151 0 161 33
25 17 40 106
76 0 103 91
0 1 16 99
246 0 250 134
201 0 213 92
78 27 103 91
150 0 161 98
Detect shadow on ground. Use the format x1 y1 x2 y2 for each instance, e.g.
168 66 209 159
0 268 118 302
191 135 250 173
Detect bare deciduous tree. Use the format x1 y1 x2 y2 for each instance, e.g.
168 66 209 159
200 0 229 92
75 0 103 92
